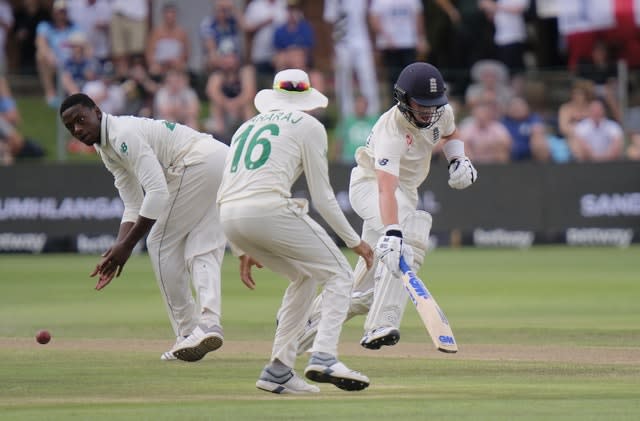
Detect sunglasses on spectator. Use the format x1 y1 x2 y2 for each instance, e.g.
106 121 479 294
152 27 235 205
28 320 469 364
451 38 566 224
274 80 310 92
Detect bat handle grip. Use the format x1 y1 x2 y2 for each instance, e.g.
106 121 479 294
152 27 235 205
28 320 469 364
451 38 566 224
399 255 411 275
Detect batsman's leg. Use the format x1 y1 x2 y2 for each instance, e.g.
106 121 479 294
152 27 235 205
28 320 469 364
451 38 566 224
361 211 432 349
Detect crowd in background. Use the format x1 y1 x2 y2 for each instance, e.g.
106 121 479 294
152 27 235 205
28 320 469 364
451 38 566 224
1 0 640 165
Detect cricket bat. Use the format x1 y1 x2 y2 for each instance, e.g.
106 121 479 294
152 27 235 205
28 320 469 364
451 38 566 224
399 255 458 353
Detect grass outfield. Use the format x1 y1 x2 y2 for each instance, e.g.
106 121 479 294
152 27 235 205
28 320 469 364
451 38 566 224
1 246 639 420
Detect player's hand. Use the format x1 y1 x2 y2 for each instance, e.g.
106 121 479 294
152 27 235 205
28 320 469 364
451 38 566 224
448 157 478 190
375 232 405 278
351 240 374 270
90 243 132 290
239 255 263 290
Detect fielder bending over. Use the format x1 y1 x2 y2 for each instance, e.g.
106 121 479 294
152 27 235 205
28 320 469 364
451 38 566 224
298 62 478 352
217 69 374 394
60 94 229 362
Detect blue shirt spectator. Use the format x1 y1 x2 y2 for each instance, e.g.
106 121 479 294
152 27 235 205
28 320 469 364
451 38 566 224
200 0 243 72
274 0 314 52
35 0 81 106
501 96 549 162
60 32 100 95
35 19 79 63
273 17 314 51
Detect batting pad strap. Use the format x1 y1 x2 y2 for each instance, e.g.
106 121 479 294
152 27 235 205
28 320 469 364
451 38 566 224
443 139 465 162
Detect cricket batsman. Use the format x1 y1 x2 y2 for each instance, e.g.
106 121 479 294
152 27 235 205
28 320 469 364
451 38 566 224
298 62 478 352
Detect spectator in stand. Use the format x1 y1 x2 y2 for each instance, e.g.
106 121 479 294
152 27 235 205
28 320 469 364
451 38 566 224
501 96 549 162
0 75 20 126
12 0 51 75
460 100 512 164
576 40 617 91
558 79 594 141
369 0 428 102
465 59 513 115
68 0 112 65
146 3 190 79
243 0 287 90
333 94 378 164
205 49 255 144
544 121 573 164
323 0 380 118
570 98 624 162
272 0 327 121
60 32 100 95
82 63 126 116
0 0 13 76
626 132 640 161
575 39 621 123
110 0 148 78
35 0 82 107
154 69 200 130
0 115 45 164
120 56 158 117
273 0 314 71
200 0 243 73
429 0 495 95
479 0 529 75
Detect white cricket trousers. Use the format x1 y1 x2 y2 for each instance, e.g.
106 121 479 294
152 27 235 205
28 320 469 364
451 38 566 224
219 196 354 368
146 151 227 338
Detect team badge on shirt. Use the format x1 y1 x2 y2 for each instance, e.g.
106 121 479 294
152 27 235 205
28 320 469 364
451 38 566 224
405 133 413 146
120 142 128 155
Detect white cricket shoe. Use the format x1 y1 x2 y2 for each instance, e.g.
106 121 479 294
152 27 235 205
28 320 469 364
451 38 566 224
160 336 189 361
172 324 223 362
256 369 320 394
304 353 369 391
360 327 400 350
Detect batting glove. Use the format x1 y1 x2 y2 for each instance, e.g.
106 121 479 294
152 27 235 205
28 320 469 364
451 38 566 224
448 157 478 190
375 225 412 277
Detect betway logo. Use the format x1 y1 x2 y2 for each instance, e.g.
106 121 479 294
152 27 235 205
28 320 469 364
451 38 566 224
580 193 640 217
566 228 634 247
473 229 534 248
0 197 123 220
0 233 46 252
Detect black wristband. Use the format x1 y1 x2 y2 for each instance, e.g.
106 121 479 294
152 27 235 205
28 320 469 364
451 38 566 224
385 229 403 238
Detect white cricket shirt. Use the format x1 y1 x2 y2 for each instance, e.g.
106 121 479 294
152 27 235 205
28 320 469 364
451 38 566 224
97 114 225 223
353 104 456 205
217 110 361 248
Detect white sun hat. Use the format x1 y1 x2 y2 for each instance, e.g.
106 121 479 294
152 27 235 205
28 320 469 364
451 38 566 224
254 68 328 113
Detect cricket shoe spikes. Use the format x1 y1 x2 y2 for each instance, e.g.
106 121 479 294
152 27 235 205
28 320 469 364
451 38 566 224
160 336 188 361
360 327 400 350
172 324 223 362
304 352 370 391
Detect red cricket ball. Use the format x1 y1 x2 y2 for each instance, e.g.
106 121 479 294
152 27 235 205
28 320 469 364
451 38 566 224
36 330 51 345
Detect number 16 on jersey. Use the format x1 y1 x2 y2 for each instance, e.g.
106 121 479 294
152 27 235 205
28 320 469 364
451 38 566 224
399 256 458 353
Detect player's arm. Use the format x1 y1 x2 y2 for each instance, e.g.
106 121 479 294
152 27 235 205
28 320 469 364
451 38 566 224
301 122 373 268
375 169 399 226
95 135 169 285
